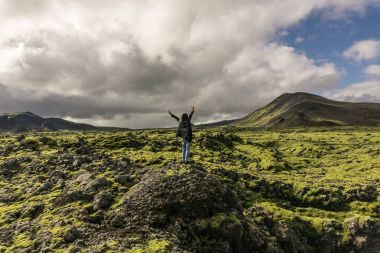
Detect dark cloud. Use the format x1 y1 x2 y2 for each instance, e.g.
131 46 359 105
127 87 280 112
0 0 378 128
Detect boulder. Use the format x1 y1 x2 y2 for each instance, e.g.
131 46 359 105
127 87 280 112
0 158 22 177
114 174 134 185
345 184 378 202
93 191 114 210
34 181 54 195
0 188 19 203
55 190 93 205
85 178 112 192
110 166 241 229
64 227 80 243
104 165 279 253
21 201 45 219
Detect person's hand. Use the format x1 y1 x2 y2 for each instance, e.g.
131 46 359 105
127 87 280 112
168 110 172 115
192 106 195 112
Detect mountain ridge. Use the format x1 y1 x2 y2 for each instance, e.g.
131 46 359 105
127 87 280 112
232 92 380 127
2 92 380 132
0 112 125 132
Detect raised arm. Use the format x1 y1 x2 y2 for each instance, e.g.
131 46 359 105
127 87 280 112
189 106 195 121
168 110 180 122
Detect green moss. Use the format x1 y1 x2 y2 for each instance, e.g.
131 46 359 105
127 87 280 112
0 127 379 251
127 249 144 253
197 213 242 231
146 239 171 252
5 232 34 252
126 239 170 253
165 166 187 177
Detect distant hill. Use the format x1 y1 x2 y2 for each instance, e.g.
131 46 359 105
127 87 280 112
232 92 380 127
0 112 123 132
196 119 238 128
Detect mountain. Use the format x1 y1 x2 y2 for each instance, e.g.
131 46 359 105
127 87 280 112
232 92 380 127
0 112 105 132
196 119 238 128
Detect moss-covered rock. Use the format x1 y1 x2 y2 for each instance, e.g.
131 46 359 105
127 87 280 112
93 191 114 210
20 201 45 219
0 127 379 252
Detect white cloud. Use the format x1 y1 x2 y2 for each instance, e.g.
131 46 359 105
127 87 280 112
295 37 305 44
343 39 380 61
0 0 378 127
324 80 380 103
326 64 380 103
364 64 380 77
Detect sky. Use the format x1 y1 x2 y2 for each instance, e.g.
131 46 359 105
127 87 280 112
0 0 380 128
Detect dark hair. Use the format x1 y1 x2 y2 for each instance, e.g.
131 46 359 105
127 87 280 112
181 113 188 121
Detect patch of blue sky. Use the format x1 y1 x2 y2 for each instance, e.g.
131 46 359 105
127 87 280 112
281 6 380 90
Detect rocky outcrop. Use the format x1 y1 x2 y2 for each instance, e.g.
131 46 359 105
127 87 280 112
103 165 298 253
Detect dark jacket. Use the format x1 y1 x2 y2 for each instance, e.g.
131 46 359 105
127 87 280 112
171 110 194 142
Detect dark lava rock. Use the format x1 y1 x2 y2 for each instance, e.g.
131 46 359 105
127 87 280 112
39 136 57 146
107 166 242 229
345 184 378 202
114 174 134 185
75 146 92 155
125 140 144 148
72 172 94 184
344 216 378 236
0 158 21 177
214 168 240 181
69 172 111 190
16 134 26 142
199 132 242 150
64 227 80 243
104 165 277 253
20 139 40 150
55 173 112 205
84 177 112 192
343 216 380 252
0 226 14 246
72 158 81 168
49 170 66 182
297 186 346 210
55 190 94 205
0 188 19 203
250 178 294 199
34 181 54 195
21 201 45 219
0 145 15 156
118 157 132 167
82 210 106 224
93 191 114 210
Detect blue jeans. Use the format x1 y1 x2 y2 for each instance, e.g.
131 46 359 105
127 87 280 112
182 140 191 163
